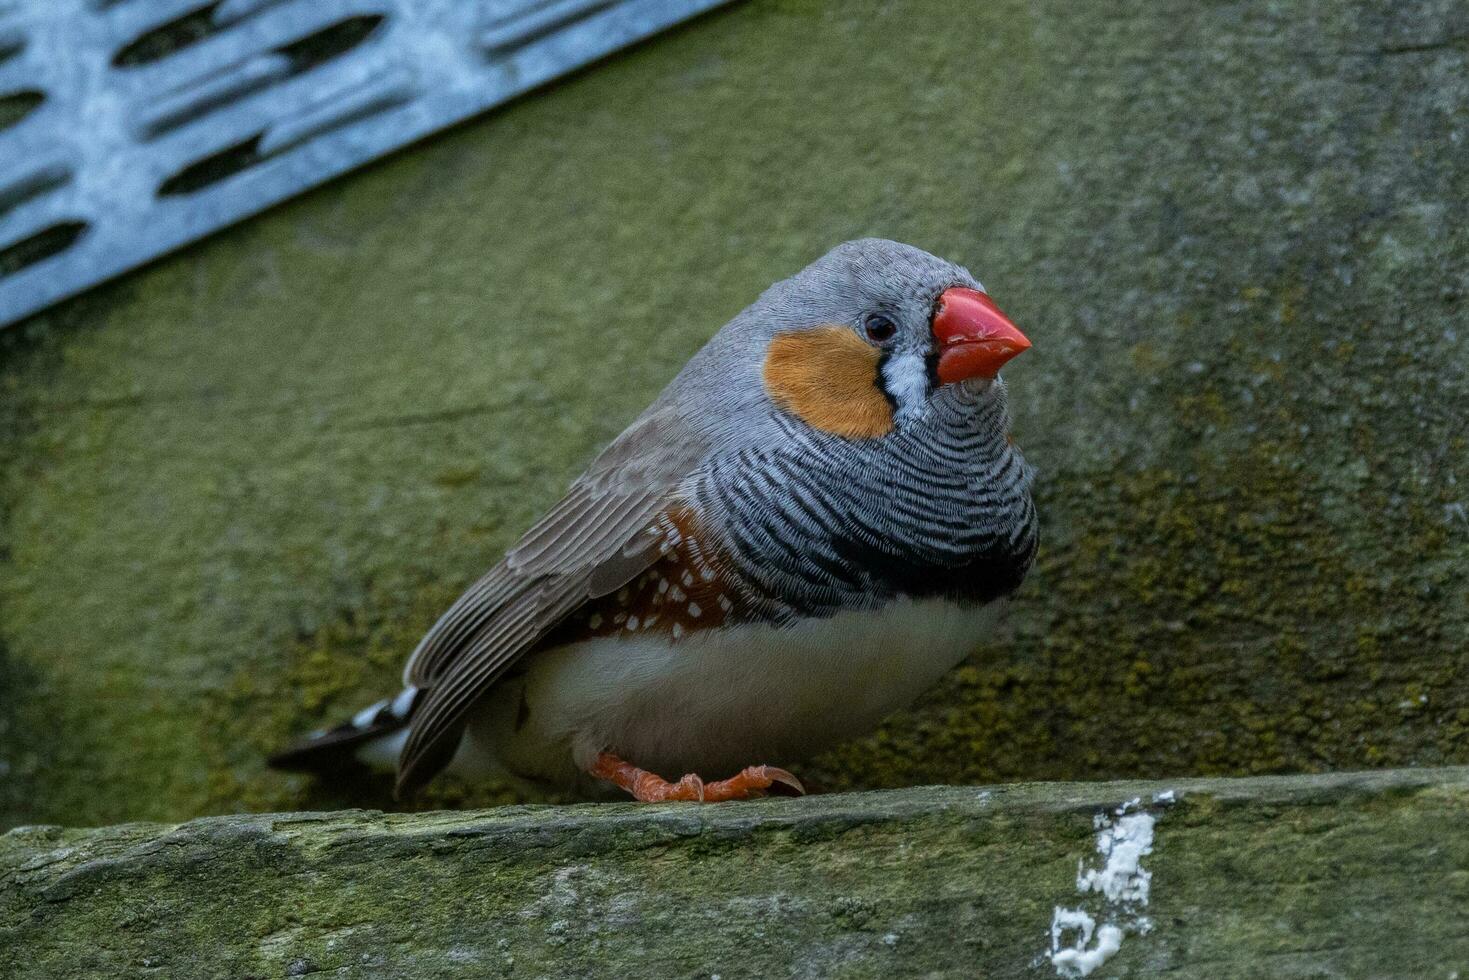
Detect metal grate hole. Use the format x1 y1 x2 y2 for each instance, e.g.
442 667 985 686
158 135 264 196
277 14 383 73
0 221 88 280
0 90 42 130
113 2 222 69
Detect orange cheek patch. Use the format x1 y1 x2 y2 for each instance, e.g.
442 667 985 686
762 327 894 439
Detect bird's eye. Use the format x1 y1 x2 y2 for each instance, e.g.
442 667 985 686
864 314 897 345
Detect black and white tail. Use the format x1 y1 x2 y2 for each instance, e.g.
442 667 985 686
268 687 421 774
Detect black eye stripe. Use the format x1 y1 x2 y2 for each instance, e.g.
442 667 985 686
874 351 899 411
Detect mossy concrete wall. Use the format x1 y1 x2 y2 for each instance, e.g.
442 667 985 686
5 768 1468 978
1 0 1467 828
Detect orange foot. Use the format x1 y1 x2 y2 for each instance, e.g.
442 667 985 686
589 752 805 802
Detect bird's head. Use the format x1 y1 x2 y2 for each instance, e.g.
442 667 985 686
757 239 1030 439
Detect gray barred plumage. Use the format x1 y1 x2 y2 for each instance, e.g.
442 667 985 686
688 378 1036 624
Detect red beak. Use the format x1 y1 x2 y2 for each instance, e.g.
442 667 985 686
931 287 1030 384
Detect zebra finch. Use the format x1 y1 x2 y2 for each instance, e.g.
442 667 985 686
271 238 1037 802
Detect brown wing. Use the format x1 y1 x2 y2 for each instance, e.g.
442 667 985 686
395 407 705 796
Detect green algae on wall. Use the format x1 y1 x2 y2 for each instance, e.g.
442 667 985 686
5 769 1469 979
1 0 1467 828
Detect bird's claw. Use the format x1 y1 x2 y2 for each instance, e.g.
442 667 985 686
703 764 805 801
590 752 804 803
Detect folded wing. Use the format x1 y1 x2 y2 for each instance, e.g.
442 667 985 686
395 407 708 795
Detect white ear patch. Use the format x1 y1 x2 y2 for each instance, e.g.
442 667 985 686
881 351 931 423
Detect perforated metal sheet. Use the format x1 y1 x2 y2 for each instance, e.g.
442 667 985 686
0 0 735 327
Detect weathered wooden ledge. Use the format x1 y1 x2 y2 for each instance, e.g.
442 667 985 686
4 767 1468 978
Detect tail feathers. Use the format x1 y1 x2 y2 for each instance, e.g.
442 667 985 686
268 687 421 774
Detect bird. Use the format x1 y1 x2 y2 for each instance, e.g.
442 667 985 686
270 239 1037 803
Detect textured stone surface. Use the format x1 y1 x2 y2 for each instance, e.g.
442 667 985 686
1 0 1467 828
4 768 1468 979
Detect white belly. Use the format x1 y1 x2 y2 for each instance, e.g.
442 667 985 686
459 597 1004 792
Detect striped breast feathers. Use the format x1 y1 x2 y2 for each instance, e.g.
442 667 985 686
762 326 894 439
